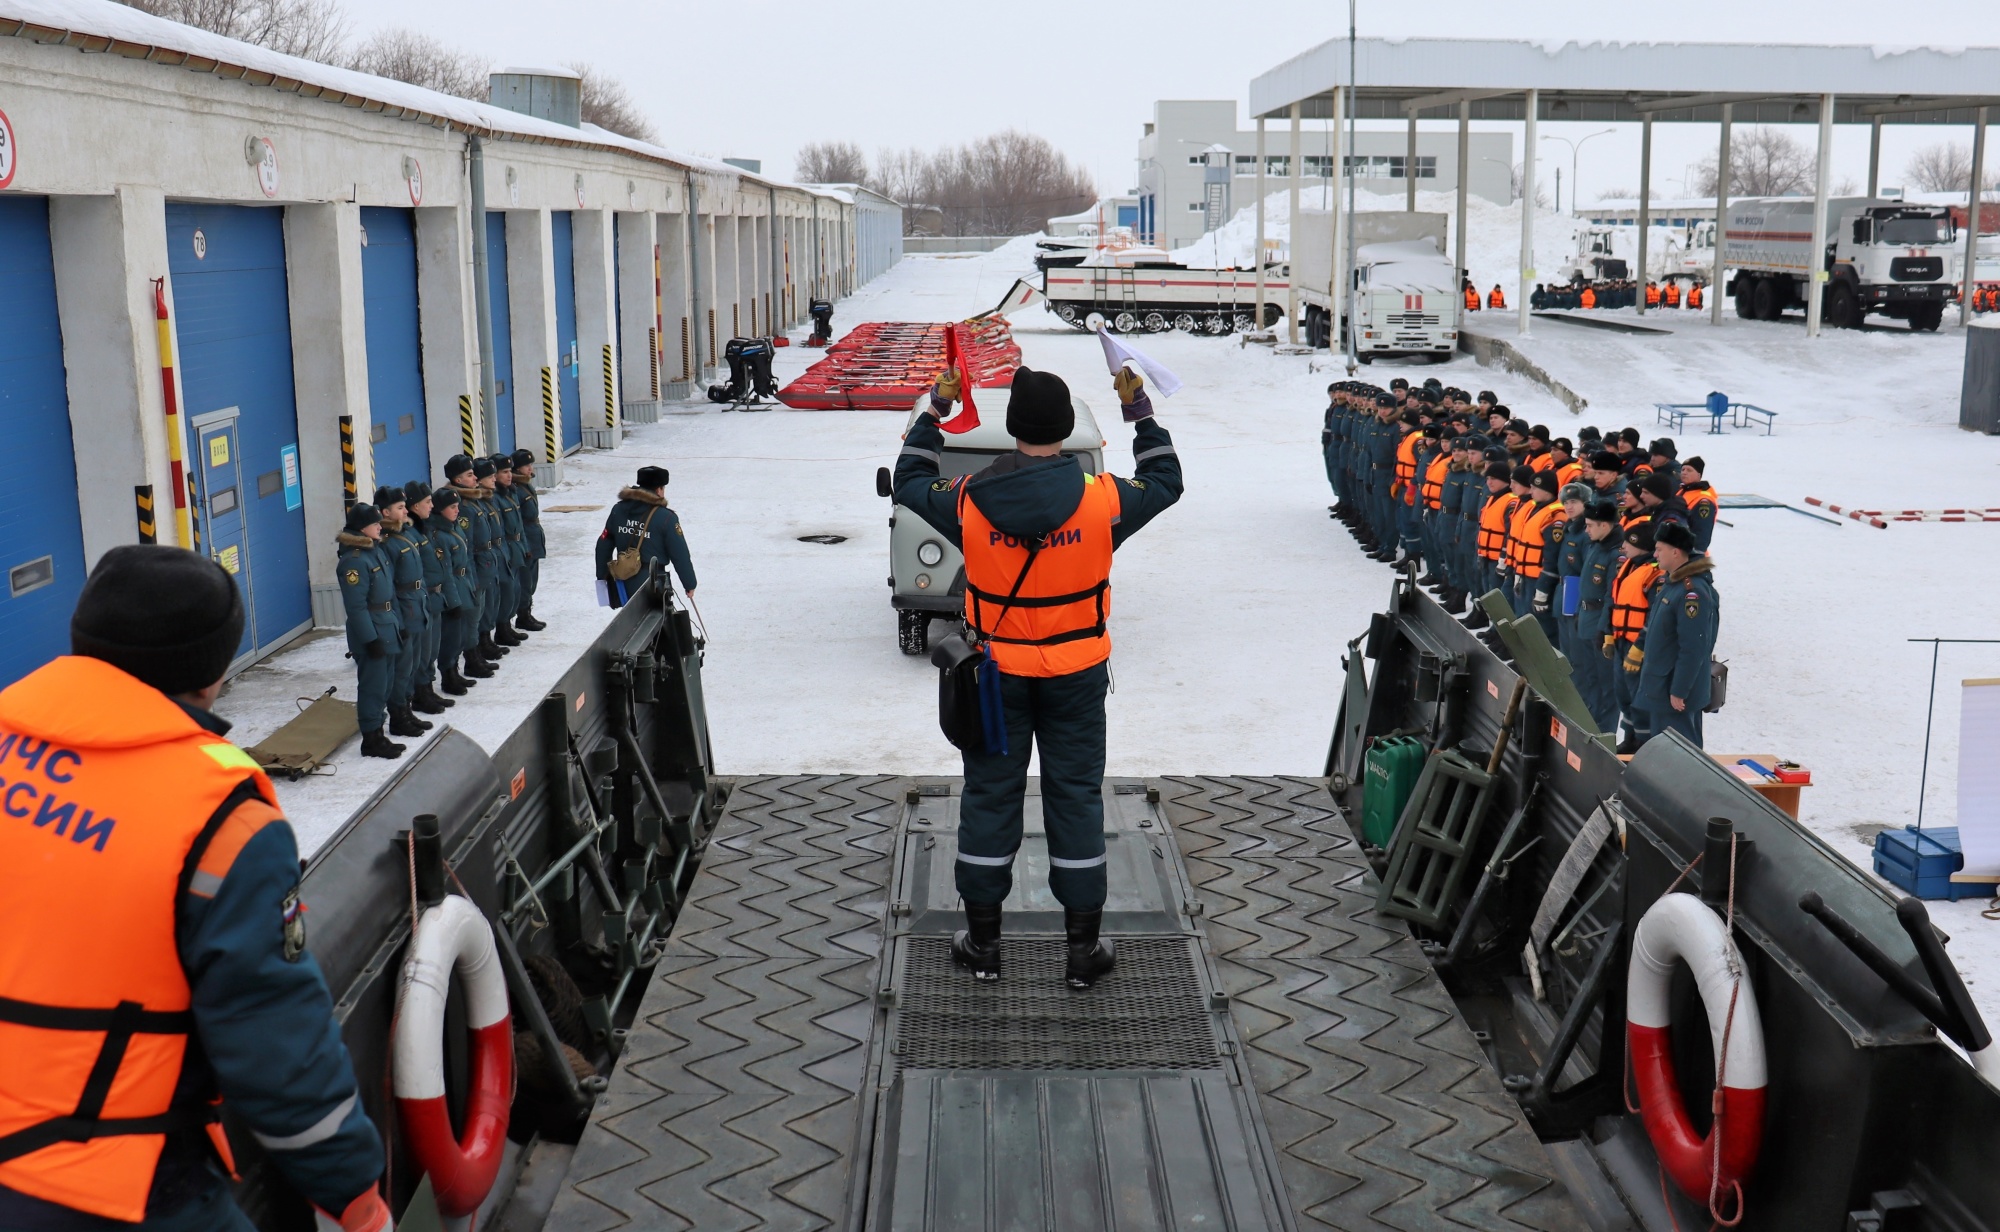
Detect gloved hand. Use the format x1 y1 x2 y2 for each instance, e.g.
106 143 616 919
1113 366 1153 422
366 640 387 659
930 367 963 415
314 1188 393 1232
1602 636 1616 660
1625 645 1644 674
1532 592 1550 614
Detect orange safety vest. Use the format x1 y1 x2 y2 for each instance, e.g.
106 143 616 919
1526 449 1555 474
958 473 1120 678
1646 284 1661 307
1663 282 1681 307
1610 558 1663 640
1556 460 1583 490
1393 433 1422 505
1421 455 1451 510
1477 492 1519 561
1681 481 1717 522
1489 286 1506 309
1464 286 1480 311
0 657 280 1221
1510 498 1561 578
1689 285 1704 309
1581 286 1597 309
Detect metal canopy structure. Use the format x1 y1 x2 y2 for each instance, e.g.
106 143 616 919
1248 37 2000 344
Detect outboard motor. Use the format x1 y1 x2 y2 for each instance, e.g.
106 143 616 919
807 299 834 346
707 337 777 407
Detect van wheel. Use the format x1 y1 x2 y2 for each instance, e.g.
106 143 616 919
1750 277 1781 321
898 610 929 656
1824 282 1859 329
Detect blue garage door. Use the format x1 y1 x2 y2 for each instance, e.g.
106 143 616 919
486 212 515 454
360 207 428 489
166 202 312 662
0 197 88 688
551 211 582 453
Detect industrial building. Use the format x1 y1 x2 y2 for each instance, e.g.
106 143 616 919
1135 99 1513 250
0 0 899 687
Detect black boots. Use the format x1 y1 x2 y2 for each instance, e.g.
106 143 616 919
514 608 547 632
1064 909 1117 990
360 727 404 759
479 632 508 659
951 902 1002 982
388 707 431 738
439 663 473 694
462 651 495 679
494 620 525 647
412 683 451 713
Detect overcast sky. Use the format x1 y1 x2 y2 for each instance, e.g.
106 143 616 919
337 0 2000 206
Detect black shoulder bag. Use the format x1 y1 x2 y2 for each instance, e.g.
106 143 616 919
931 540 1041 753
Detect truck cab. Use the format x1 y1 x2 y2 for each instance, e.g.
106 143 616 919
1341 240 1460 362
876 395 1107 654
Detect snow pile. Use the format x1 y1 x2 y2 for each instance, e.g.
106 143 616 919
1171 186 1585 291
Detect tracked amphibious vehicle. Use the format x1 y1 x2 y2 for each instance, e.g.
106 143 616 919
231 570 1998 1231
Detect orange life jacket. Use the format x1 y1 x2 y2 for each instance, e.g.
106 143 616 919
1510 498 1561 578
1478 492 1519 561
1422 455 1451 510
1556 460 1583 489
1646 284 1661 307
1489 287 1506 309
0 657 280 1221
1464 286 1480 311
1689 285 1704 309
1581 287 1597 309
958 473 1120 678
1393 433 1421 504
1663 282 1681 307
1610 557 1662 640
1681 481 1717 521
1526 449 1555 474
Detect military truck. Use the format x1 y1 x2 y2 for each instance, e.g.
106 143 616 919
1724 196 1959 329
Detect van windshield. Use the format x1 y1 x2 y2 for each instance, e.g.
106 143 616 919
939 449 1097 478
1876 214 1953 245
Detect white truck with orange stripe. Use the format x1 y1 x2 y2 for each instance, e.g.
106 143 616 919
1040 254 1286 335
1722 197 1958 330
1292 211 1458 360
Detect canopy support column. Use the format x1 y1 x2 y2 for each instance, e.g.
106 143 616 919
1806 93 1836 338
1455 100 1470 308
1288 102 1301 346
1962 107 1987 328
1519 89 1537 337
1254 116 1266 333
1711 104 1732 325
1637 115 1653 315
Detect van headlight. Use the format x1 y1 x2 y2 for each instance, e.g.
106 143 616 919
917 541 944 567
915 573 932 589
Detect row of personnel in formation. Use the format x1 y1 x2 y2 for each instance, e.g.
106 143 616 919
1529 279 1709 311
1322 377 1720 753
335 450 547 759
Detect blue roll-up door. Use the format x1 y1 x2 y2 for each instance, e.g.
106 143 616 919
360 207 428 489
552 210 582 452
486 212 516 454
0 197 88 688
166 202 312 662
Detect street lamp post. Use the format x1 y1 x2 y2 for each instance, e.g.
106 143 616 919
1540 128 1616 215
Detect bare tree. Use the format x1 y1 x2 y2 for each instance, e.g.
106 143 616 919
1596 186 1636 201
563 62 654 142
1694 127 1815 197
795 141 869 185
1509 163 1548 209
346 28 487 99
122 0 347 59
867 131 1093 236
1902 142 2000 193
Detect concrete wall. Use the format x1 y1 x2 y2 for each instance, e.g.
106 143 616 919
0 25 893 666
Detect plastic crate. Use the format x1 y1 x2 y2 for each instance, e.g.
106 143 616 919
1871 826 1998 901
1361 737 1427 849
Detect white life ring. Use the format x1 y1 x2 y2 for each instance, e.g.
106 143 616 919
1626 892 1767 1207
393 895 514 1218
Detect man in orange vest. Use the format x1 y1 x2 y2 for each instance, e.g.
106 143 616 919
1473 460 1519 617
1689 282 1704 310
894 365 1184 988
1489 284 1506 310
1662 280 1681 308
1463 281 1480 312
1580 284 1598 310
1607 524 1664 752
0 548 390 1231
1645 281 1661 308
1678 455 1718 551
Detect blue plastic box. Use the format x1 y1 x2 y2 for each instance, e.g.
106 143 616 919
1871 826 1998 901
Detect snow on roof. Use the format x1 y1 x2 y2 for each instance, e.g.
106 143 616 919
494 65 580 79
0 0 846 201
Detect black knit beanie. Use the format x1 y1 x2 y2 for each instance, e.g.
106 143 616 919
71 546 244 696
1004 367 1074 446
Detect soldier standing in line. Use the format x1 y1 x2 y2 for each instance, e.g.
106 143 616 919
1635 521 1719 748
1573 500 1623 731
1607 524 1663 754
444 454 500 678
373 486 432 742
428 485 477 697
404 480 452 715
336 504 404 759
509 449 549 631
468 457 510 668
489 454 528 648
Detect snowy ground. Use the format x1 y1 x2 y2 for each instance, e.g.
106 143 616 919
221 233 2000 1026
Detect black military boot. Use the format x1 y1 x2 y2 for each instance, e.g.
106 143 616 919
1464 603 1490 629
1441 588 1466 615
439 665 471 696
388 707 429 738
494 620 525 646
1064 909 1116 990
360 728 404 759
413 683 452 712
462 650 495 679
950 902 1003 982
514 608 547 632
479 631 508 658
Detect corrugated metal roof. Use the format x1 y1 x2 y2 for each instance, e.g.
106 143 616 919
1251 36 2000 121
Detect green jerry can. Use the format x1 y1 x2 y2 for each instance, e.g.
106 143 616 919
1361 736 1427 849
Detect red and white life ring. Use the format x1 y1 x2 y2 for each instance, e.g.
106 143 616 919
394 895 514 1218
1627 892 1767 1206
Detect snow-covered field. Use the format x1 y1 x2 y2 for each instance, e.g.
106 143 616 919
220 231 2000 1024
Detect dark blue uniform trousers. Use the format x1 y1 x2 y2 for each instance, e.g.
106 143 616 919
956 661 1110 913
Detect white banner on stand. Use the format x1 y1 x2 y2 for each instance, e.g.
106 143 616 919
1957 678 2000 876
